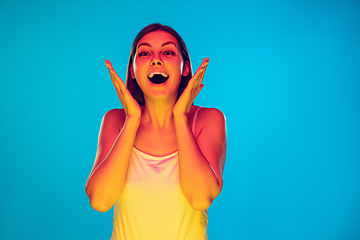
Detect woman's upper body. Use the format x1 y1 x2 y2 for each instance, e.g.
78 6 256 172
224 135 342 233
111 105 211 240
85 24 227 215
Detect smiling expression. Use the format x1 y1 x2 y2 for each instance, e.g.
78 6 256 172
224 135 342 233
130 30 189 101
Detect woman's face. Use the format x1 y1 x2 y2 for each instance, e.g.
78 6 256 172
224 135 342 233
130 30 189 101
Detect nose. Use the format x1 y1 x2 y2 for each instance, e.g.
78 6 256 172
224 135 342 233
151 58 163 66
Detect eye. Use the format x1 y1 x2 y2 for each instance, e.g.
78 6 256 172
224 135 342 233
138 51 150 57
163 51 175 56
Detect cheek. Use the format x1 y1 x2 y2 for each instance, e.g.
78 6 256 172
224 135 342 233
171 57 183 73
133 59 145 77
177 54 184 74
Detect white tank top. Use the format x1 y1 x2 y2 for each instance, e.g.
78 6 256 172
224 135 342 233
111 107 208 240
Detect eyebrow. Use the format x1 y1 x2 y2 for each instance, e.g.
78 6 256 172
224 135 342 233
137 41 177 49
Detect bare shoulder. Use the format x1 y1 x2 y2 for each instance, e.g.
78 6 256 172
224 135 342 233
101 108 126 132
191 106 226 139
103 108 126 119
196 107 226 127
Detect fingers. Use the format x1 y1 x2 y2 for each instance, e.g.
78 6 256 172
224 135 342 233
105 60 124 84
190 58 209 96
105 59 142 117
174 58 208 115
106 59 128 93
194 84 204 99
105 59 113 69
192 58 209 81
193 58 209 85
106 60 128 108
194 67 205 93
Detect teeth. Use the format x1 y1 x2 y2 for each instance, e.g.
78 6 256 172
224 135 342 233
148 72 168 78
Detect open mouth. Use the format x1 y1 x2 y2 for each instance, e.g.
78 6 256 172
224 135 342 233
148 72 169 84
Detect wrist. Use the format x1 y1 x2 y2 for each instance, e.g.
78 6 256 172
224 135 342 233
173 106 189 117
125 115 141 128
173 113 188 124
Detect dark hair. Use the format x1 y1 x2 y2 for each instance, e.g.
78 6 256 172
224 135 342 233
125 23 193 106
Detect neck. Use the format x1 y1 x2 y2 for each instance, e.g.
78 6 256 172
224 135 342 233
142 97 177 130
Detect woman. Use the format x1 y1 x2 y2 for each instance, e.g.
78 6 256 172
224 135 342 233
85 23 227 240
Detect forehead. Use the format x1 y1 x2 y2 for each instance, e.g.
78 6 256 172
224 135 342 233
137 30 179 48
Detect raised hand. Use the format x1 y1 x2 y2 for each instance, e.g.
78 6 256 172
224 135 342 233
173 58 209 117
105 59 141 119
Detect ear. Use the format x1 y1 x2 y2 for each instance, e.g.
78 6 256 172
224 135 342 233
182 61 190 77
130 64 135 79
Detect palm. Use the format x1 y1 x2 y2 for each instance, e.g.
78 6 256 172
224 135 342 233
105 60 141 118
173 58 209 116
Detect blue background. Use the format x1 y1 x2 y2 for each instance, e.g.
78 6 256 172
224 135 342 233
1 0 359 239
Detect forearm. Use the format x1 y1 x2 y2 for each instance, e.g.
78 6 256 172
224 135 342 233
85 117 140 212
174 114 220 210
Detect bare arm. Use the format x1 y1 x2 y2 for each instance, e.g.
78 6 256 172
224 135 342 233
174 108 226 211
85 110 140 212
85 60 141 212
173 58 227 210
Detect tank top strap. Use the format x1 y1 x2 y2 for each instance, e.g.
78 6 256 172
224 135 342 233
191 106 202 136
